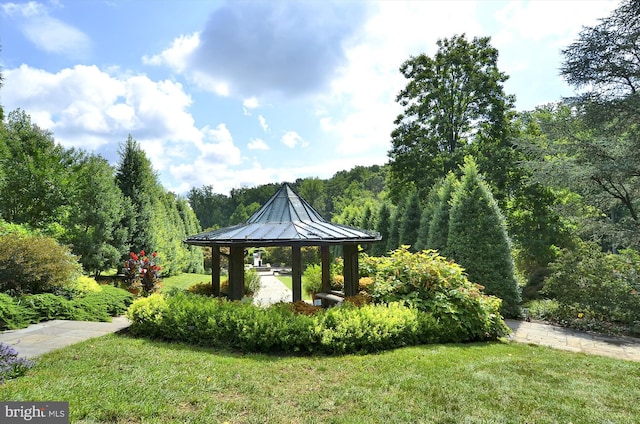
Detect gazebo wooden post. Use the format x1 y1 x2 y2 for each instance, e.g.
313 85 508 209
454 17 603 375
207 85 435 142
321 245 331 292
211 246 221 297
291 245 302 302
228 246 245 300
343 244 359 297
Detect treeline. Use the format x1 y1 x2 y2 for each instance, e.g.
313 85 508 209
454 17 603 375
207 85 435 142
0 110 203 277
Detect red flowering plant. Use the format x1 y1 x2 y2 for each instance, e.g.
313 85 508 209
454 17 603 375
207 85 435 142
122 250 161 296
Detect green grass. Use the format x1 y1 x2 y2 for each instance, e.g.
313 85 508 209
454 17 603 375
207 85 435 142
160 273 213 292
276 275 312 301
2 334 639 423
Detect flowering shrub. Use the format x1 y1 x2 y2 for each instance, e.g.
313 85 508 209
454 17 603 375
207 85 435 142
0 342 35 384
123 250 161 296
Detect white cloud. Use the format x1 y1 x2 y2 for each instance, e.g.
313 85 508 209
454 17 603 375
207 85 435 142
248 138 269 151
2 64 202 167
258 115 269 132
242 97 260 116
142 32 200 73
281 131 307 149
2 1 90 58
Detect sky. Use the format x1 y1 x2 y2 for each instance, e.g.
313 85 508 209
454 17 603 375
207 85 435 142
0 0 618 196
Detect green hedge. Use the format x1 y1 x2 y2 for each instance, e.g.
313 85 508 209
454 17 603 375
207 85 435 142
127 292 509 355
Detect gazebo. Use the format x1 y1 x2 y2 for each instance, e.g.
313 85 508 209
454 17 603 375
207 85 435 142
184 183 381 301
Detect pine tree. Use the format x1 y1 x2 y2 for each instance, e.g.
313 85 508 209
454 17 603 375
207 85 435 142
387 197 406 252
415 181 443 251
115 135 160 253
372 203 391 256
399 191 421 251
427 173 459 255
447 157 521 317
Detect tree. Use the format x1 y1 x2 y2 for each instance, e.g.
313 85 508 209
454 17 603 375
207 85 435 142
446 157 521 317
399 191 421 250
388 34 515 202
0 109 74 228
63 154 128 276
371 203 391 256
426 173 459 254
561 0 640 102
539 0 640 248
115 135 161 253
386 197 406 252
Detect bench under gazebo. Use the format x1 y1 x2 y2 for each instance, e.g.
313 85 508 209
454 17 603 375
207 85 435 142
184 183 381 302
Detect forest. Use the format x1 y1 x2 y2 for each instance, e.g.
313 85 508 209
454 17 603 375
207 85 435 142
0 2 639 329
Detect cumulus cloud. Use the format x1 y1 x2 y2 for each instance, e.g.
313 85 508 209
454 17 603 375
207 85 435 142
248 138 269 151
2 64 203 169
184 1 371 98
281 131 307 149
1 1 90 58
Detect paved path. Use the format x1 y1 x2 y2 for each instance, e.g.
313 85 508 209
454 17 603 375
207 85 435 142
506 319 640 362
253 271 294 306
0 317 130 359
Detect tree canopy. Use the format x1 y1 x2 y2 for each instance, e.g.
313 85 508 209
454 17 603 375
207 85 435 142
388 34 515 202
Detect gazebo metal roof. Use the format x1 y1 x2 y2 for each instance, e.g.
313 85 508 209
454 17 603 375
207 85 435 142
184 183 381 247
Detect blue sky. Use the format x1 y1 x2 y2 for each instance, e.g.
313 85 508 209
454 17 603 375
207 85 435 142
1 0 617 195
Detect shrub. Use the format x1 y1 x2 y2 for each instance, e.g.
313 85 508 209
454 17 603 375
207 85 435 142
542 241 640 334
244 268 261 295
127 289 508 355
0 294 35 330
525 299 560 321
18 286 133 326
303 264 322 295
0 233 82 295
366 247 509 340
72 276 102 294
0 342 36 384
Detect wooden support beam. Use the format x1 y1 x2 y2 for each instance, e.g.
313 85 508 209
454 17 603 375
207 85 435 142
292 245 302 302
343 244 359 297
228 246 245 300
321 245 331 292
211 246 221 297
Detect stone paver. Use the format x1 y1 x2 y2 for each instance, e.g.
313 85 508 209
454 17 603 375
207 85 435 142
0 317 130 358
506 319 640 362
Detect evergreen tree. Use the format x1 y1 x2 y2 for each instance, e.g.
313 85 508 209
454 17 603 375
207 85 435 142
427 173 459 254
399 191 421 251
447 157 521 317
115 135 160 253
371 203 391 256
176 197 204 273
64 153 128 276
415 181 444 251
387 197 406 252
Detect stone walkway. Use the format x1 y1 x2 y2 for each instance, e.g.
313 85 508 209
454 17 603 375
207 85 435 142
0 317 130 358
506 319 640 362
253 271 294 306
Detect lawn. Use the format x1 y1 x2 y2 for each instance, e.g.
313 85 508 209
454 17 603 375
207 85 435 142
1 334 639 423
276 275 312 301
160 273 213 292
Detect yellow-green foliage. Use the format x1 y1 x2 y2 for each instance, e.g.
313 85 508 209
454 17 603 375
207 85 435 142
72 276 102 294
